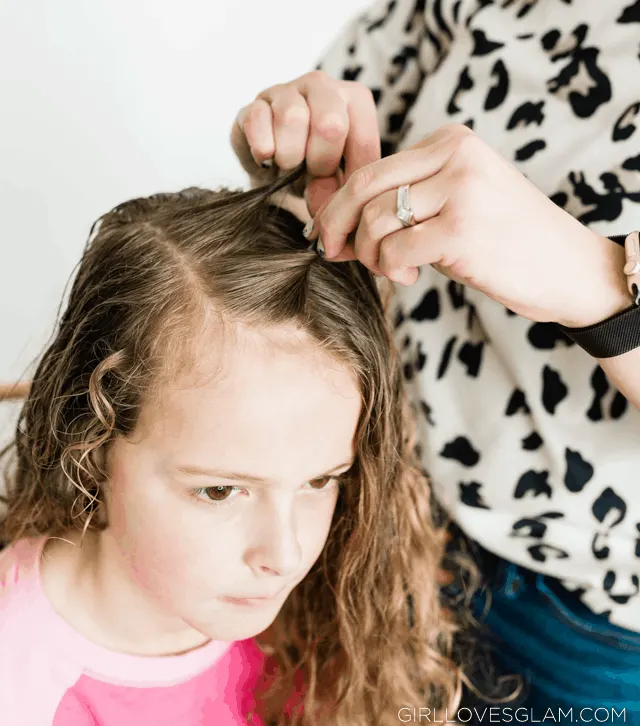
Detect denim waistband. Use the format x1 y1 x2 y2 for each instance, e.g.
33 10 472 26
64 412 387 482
476 546 640 652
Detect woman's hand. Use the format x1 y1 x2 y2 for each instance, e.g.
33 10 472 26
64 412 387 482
230 70 382 218
306 124 631 328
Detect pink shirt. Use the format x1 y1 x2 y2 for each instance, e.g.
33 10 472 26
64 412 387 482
0 537 265 725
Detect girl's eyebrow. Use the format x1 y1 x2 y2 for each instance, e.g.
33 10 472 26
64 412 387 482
175 460 355 484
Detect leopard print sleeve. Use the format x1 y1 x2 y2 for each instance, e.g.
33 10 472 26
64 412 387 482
314 0 461 157
313 0 640 631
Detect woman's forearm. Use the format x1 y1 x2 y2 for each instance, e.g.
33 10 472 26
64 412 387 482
597 349 640 410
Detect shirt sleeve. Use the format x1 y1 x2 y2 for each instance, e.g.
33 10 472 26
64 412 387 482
315 0 459 156
53 695 98 726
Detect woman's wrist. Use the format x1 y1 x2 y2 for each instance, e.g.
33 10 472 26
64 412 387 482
554 233 632 329
555 232 640 360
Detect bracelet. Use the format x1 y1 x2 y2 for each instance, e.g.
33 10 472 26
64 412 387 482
557 231 640 359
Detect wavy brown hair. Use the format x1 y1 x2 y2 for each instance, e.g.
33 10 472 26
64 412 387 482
0 164 479 724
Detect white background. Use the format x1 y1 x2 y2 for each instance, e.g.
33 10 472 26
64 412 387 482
0 0 371 439
0 0 371 382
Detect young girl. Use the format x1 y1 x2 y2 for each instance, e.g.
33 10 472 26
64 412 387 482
0 164 470 725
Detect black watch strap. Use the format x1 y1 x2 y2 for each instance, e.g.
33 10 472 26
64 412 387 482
556 234 640 358
558 304 640 358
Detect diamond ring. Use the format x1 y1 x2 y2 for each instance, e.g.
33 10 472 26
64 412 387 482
396 185 416 227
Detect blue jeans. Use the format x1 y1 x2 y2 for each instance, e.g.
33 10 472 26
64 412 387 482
469 551 640 723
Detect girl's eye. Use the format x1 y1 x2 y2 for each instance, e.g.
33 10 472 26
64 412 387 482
193 485 241 505
307 475 339 491
192 476 343 507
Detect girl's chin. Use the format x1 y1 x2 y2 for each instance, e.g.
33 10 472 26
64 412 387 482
190 609 280 644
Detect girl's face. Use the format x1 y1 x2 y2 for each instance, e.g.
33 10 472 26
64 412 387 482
102 325 361 645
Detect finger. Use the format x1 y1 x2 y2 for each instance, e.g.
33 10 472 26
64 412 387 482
378 215 451 281
260 86 310 170
307 180 356 263
325 243 358 263
305 175 340 217
340 82 382 180
297 78 349 178
352 198 389 274
231 100 275 172
353 172 451 274
315 138 456 259
407 122 471 153
388 266 420 286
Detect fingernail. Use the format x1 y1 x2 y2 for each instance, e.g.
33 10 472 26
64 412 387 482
302 219 313 239
624 259 640 275
261 158 274 169
315 237 325 258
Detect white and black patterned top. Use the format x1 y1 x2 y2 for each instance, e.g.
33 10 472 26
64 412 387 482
317 0 640 632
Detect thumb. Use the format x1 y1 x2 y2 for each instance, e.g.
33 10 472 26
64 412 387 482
305 175 340 217
306 172 358 262
325 242 358 263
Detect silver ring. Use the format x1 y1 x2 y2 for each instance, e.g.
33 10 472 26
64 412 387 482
396 184 416 227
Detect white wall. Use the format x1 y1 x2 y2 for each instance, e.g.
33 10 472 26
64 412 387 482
0 0 371 389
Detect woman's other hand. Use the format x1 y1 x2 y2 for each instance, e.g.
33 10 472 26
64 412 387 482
306 124 631 328
230 71 382 219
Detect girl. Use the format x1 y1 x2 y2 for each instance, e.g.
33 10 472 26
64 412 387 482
0 164 473 725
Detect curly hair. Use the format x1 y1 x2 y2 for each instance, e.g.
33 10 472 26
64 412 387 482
0 164 483 724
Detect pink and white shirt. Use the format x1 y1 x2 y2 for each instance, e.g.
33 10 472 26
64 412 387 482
0 537 264 725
